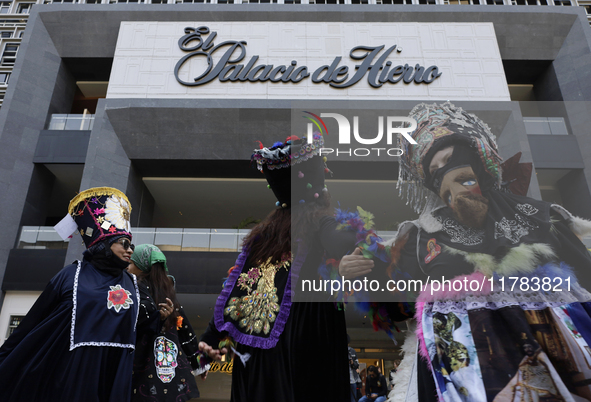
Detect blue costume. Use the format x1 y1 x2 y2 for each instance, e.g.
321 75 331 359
0 187 139 402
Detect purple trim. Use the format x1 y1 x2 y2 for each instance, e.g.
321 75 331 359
213 242 309 349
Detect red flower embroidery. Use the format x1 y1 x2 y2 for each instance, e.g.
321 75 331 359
93 208 105 215
108 226 116 233
109 289 127 304
107 285 133 312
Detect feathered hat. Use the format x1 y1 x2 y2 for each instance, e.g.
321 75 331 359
398 102 503 213
54 187 132 248
252 133 329 208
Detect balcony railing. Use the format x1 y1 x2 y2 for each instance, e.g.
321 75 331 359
17 226 399 252
523 117 568 135
48 113 95 131
18 226 70 249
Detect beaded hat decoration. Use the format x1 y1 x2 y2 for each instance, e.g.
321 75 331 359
252 133 329 208
397 102 503 213
67 187 132 248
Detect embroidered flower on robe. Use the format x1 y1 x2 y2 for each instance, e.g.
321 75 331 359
104 195 131 231
225 254 291 335
107 284 134 312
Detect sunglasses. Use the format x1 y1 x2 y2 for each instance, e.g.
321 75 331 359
116 238 135 251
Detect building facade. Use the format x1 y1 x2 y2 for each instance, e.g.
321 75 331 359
1 3 591 399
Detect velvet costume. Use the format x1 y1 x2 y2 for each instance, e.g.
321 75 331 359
386 103 591 402
0 259 139 402
392 200 591 402
0 187 140 402
201 216 360 402
132 281 201 401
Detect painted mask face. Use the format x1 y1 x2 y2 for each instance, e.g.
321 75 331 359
439 166 489 229
154 336 178 383
439 166 481 208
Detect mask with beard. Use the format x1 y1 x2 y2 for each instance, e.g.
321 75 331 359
429 145 492 229
453 192 489 228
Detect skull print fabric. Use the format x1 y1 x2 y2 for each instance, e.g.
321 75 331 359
154 336 178 383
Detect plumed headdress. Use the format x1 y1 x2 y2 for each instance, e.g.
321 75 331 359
398 102 503 213
252 133 329 208
59 187 132 248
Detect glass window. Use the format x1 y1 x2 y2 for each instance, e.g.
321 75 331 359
17 3 33 13
7 316 24 338
1 43 18 66
1 31 11 38
0 72 10 84
0 1 11 13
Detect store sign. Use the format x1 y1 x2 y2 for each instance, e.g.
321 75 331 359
174 26 441 89
208 361 233 374
109 22 509 100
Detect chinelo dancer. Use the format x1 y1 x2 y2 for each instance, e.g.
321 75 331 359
198 133 388 402
340 102 591 402
0 187 139 402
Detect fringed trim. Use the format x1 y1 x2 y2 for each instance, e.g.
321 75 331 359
388 323 418 402
417 209 445 234
443 243 556 278
397 168 439 215
68 187 130 215
397 102 504 213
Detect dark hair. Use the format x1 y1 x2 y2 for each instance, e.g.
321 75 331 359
138 262 180 329
368 365 379 375
292 191 332 245
242 191 332 265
